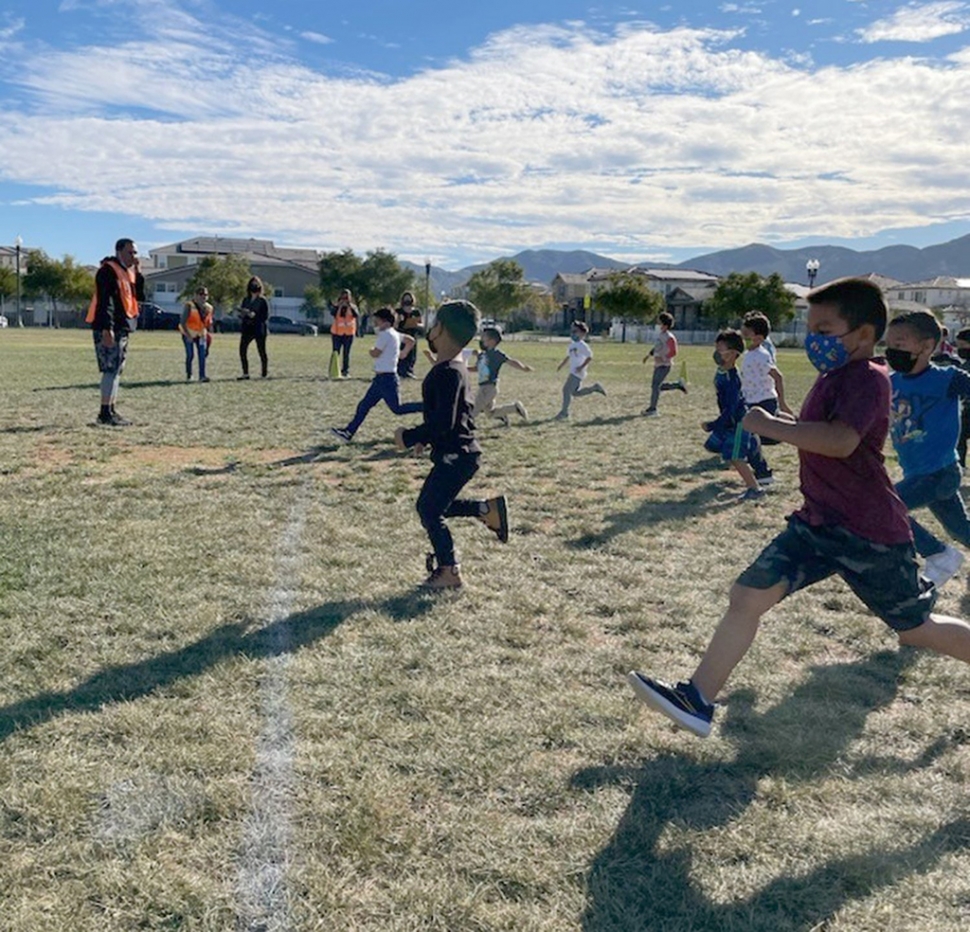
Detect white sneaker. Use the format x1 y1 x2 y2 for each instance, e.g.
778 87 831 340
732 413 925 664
757 475 775 488
515 401 528 421
923 545 965 588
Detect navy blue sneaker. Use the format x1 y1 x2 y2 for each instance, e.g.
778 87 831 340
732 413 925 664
627 672 714 737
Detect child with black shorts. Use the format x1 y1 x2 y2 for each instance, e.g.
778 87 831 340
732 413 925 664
395 301 509 590
629 278 970 737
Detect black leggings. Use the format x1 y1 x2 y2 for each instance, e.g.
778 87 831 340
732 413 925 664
332 334 354 376
240 331 268 377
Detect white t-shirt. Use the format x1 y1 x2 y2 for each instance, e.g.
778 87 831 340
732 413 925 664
741 343 777 404
568 339 592 379
373 327 401 373
652 331 677 366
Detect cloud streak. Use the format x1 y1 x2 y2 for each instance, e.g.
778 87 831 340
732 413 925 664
2 7 970 266
857 1 970 43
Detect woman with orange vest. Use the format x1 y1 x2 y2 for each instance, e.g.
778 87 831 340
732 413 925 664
86 237 144 426
330 288 359 378
180 287 214 382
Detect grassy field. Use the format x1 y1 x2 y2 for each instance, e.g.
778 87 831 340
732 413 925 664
1 328 970 931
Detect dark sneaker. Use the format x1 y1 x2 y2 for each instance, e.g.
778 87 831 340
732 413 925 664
627 672 714 737
737 487 765 503
593 383 607 396
237 374 251 380
480 495 509 542
330 427 352 444
642 408 659 418
104 409 132 426
421 564 463 589
678 379 688 394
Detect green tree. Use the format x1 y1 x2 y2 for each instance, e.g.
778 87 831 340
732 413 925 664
705 271 795 328
466 259 528 319
0 266 19 313
595 272 666 324
301 284 327 321
181 255 253 313
22 251 94 324
318 249 364 305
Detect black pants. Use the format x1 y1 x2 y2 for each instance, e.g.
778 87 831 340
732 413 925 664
332 334 354 376
397 340 418 377
416 454 481 567
240 330 268 377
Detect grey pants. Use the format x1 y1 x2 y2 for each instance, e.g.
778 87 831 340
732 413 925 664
559 374 602 416
473 383 519 420
647 364 680 411
93 330 129 404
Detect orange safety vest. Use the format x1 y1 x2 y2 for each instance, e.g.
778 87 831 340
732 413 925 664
86 258 139 324
183 301 213 338
332 305 357 337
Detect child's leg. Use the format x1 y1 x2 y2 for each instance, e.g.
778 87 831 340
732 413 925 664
896 473 948 557
898 613 970 664
492 401 519 419
415 456 480 567
473 383 497 419
746 435 772 480
731 459 759 490
647 365 669 411
344 378 385 435
691 581 788 702
925 465 970 548
559 375 578 416
382 373 423 416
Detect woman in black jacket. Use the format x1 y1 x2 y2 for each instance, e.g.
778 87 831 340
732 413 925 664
238 276 270 379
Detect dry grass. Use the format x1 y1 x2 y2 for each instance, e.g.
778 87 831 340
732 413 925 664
1 329 969 930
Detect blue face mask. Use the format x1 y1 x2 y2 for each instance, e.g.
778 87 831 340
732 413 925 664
570 333 581 342
805 331 852 373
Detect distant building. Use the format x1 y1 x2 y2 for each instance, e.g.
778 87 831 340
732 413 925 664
145 237 322 319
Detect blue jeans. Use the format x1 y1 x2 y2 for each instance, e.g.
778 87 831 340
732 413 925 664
895 463 970 557
345 372 422 435
183 335 207 379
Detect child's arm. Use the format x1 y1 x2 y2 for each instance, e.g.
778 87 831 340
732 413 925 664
769 366 792 415
508 358 533 372
556 356 568 371
743 407 860 458
369 345 382 358
576 356 591 373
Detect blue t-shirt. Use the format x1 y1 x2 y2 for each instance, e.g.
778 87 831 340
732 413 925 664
890 364 970 478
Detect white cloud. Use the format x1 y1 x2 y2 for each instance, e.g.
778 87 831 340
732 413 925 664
857 1 970 43
301 31 333 46
0 16 25 41
2 16 970 266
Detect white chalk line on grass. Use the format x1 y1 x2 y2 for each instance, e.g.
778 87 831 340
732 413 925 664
235 496 308 932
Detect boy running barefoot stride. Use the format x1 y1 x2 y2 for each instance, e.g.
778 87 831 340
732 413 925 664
629 278 970 737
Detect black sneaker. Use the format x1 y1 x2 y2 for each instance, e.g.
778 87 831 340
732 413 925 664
330 427 352 444
627 672 714 737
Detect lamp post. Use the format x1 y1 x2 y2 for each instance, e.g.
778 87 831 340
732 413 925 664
806 258 820 289
15 235 22 327
424 260 431 311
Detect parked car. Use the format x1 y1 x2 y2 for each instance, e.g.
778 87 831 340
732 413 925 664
268 315 318 336
213 315 242 333
138 302 181 330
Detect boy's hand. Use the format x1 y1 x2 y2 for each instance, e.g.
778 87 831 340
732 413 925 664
776 410 797 424
394 427 408 452
701 420 712 431
742 407 772 435
780 402 794 417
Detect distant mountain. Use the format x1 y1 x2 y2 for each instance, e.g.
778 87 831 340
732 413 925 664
407 234 970 299
673 235 970 284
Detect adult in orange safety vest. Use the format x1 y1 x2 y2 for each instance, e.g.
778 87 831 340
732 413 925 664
331 288 360 377
179 287 214 382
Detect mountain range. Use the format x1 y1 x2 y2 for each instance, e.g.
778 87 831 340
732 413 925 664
405 235 970 295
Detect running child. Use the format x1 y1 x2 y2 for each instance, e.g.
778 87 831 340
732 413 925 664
629 277 970 738
395 301 509 590
470 327 533 426
741 312 791 470
555 321 606 420
331 307 422 443
885 309 970 587
642 311 687 417
702 330 771 503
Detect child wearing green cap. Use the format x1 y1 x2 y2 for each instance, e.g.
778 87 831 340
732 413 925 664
395 300 509 589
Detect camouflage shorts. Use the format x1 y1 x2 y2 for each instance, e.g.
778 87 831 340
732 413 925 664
93 330 129 375
737 517 936 631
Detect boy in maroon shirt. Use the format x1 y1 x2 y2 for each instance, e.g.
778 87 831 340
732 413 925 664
629 277 970 737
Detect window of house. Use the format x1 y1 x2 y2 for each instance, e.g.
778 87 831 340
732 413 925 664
274 287 284 298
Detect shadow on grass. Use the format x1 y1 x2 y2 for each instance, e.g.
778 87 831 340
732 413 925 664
575 649 970 931
567 481 731 548
0 592 437 744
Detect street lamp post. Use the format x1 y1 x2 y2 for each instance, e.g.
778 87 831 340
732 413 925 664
806 258 820 289
424 260 431 311
15 235 22 327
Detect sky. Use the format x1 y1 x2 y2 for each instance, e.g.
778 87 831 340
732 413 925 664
3 0 970 269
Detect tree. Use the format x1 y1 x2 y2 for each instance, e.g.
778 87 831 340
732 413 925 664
0 266 18 311
466 259 529 319
318 248 414 309
705 272 795 328
595 272 666 324
182 255 253 313
22 251 95 325
301 285 328 321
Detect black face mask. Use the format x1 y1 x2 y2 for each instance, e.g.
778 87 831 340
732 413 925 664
885 347 919 374
959 348 970 361
712 350 724 367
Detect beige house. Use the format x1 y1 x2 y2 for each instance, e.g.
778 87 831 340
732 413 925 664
146 237 322 319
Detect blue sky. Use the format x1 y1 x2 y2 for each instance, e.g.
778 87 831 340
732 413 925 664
3 0 970 269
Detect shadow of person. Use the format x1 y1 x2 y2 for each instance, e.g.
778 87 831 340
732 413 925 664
574 649 965 931
0 591 437 744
